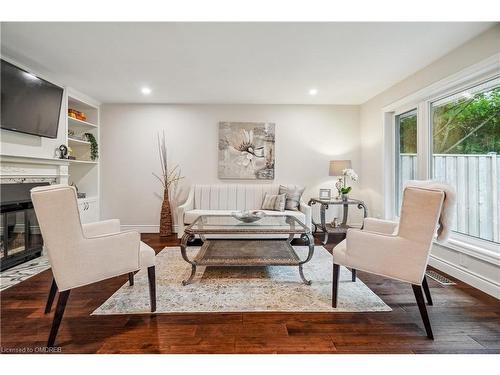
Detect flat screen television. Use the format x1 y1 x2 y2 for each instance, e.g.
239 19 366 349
1 59 64 138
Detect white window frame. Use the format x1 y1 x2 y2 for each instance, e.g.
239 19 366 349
383 53 500 262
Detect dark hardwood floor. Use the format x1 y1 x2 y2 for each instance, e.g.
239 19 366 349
1 233 499 354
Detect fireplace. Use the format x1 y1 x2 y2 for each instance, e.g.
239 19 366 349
1 182 49 271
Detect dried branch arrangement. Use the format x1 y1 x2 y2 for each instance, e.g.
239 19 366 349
153 131 184 236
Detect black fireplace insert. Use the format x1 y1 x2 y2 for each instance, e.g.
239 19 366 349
1 182 49 271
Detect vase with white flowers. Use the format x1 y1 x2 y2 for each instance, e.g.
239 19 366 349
337 168 358 201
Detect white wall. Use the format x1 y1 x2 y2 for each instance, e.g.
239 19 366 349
100 104 360 231
359 24 500 218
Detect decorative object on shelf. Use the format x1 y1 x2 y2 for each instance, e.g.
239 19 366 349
84 132 99 161
218 122 275 180
319 188 331 200
331 217 339 227
231 210 267 223
68 108 87 121
153 131 184 237
57 145 68 159
66 146 75 160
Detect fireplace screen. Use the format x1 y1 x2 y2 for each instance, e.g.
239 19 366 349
1 209 42 254
1 182 47 271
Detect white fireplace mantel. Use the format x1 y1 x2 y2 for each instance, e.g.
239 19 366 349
0 154 69 184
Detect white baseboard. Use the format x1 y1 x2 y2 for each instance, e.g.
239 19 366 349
429 254 500 299
121 224 179 233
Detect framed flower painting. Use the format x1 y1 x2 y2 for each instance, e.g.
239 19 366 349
218 122 275 180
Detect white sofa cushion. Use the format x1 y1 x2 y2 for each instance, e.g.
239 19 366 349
192 184 282 210
177 184 312 238
184 209 306 225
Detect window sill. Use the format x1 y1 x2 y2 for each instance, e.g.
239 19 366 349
435 234 500 266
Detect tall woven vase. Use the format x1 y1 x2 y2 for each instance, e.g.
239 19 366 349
159 188 173 237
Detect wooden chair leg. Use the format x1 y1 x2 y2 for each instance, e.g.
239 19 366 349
128 272 134 286
332 264 340 308
147 266 156 312
47 290 71 347
422 275 433 305
412 284 434 340
351 268 357 282
45 277 58 314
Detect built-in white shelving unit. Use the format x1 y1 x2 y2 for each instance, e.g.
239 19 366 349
68 138 91 146
68 117 98 129
66 90 100 224
68 159 98 164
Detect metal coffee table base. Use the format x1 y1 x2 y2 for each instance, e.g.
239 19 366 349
180 234 315 285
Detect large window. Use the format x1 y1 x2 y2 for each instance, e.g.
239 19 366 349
388 60 500 250
395 109 417 213
431 78 499 243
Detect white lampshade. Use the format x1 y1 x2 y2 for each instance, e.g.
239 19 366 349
329 160 351 176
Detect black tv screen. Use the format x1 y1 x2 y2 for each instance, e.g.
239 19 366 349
1 59 63 138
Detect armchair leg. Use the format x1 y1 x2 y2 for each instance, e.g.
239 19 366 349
47 290 71 347
128 272 134 286
351 268 357 282
332 264 340 308
45 277 58 314
422 275 433 305
412 284 434 340
147 266 156 312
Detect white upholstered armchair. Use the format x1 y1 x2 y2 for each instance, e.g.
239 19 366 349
332 183 455 339
30 185 157 347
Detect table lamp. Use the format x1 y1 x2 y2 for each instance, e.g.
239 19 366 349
329 160 351 198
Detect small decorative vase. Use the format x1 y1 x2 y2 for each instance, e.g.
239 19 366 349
341 193 349 202
335 178 343 195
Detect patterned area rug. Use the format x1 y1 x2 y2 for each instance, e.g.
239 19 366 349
1 255 50 291
93 246 391 314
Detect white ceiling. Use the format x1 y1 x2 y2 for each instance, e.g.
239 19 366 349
0 22 494 104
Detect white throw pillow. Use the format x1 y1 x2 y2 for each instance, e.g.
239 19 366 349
279 185 305 211
261 193 286 211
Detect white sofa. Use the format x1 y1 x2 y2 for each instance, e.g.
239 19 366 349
177 184 312 238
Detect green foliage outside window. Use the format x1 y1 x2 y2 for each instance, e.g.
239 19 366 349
397 85 500 155
399 114 417 154
432 86 500 154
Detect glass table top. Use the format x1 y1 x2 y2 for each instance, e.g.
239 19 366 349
185 214 309 234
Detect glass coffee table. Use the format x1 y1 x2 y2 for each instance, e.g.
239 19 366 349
180 215 315 285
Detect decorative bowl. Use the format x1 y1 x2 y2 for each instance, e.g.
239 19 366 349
231 210 267 223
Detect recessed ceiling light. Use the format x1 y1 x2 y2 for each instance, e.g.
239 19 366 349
141 87 152 95
309 88 318 96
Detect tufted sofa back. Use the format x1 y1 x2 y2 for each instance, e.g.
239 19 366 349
192 184 302 211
